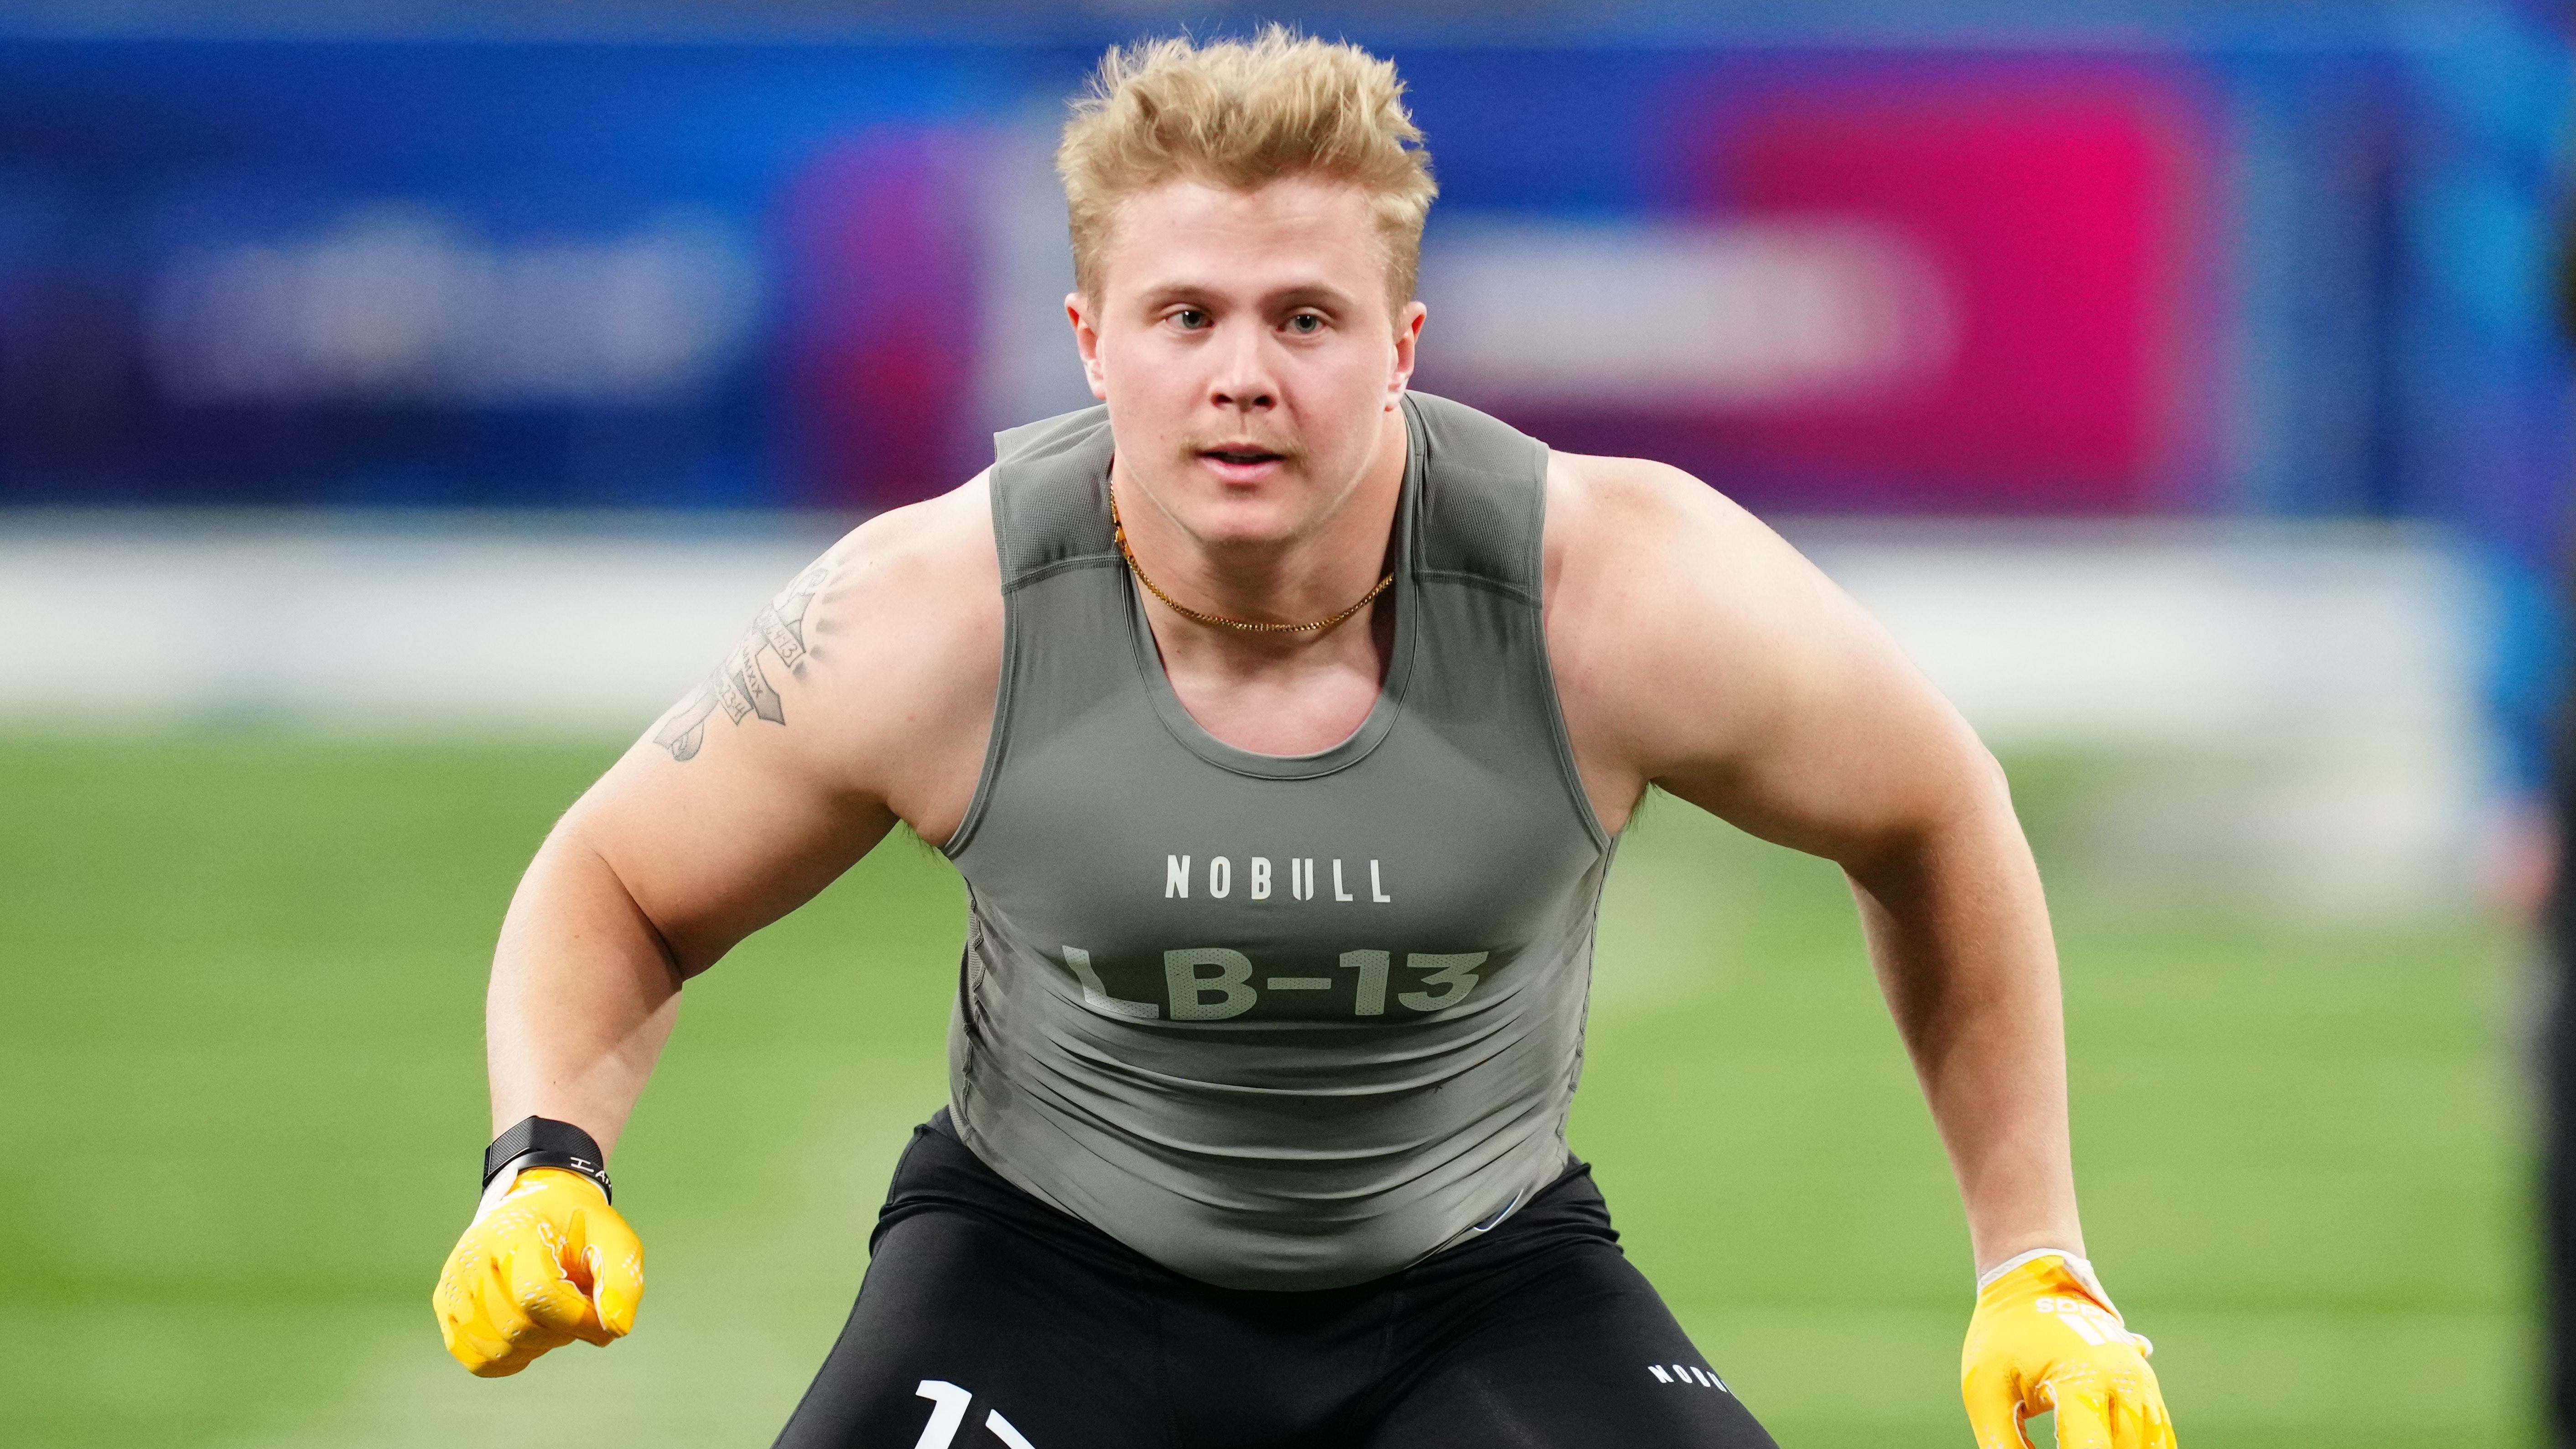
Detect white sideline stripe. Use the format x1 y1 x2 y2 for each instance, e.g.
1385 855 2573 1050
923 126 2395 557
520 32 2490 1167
0 519 2472 750
0 519 2483 914
0 522 838 727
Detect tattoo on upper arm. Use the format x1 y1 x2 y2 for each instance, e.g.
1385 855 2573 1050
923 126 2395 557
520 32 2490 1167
653 562 833 762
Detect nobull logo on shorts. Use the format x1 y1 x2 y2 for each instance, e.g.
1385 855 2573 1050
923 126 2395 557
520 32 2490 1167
1161 853 1393 904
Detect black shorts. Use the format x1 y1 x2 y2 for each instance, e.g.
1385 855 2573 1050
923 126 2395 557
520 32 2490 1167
774 1113 1777 1449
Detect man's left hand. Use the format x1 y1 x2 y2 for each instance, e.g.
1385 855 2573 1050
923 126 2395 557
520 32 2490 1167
1962 1250 2176 1448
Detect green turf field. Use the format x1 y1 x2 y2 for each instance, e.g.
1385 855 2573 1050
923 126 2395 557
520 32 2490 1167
0 731 2532 1447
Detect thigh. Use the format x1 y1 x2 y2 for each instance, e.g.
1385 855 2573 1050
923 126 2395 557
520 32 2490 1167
774 1206 1173 1449
1364 1243 1777 1449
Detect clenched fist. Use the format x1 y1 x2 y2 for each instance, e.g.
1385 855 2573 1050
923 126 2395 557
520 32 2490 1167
432 1167 644 1376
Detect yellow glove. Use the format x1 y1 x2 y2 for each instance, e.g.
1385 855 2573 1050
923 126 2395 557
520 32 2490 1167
431 1167 644 1376
1962 1250 2175 1449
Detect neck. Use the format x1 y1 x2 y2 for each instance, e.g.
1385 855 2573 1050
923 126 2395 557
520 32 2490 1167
1111 405 1408 663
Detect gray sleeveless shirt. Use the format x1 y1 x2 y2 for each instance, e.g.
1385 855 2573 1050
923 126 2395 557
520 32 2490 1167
940 391 1615 1291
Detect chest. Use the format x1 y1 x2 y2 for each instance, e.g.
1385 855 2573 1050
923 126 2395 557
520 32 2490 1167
955 692 1600 1025
1145 611 1398 758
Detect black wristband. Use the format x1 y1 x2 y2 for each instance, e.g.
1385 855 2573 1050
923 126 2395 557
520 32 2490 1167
483 1116 613 1204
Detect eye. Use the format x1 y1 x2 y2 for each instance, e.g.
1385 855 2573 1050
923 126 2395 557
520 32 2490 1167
1284 312 1325 336
1169 308 1210 331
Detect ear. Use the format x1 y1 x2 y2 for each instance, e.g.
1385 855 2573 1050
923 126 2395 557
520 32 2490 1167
1065 291 1109 401
1387 299 1427 409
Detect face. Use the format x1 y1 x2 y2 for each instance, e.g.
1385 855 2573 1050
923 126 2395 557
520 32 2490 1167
1067 173 1427 550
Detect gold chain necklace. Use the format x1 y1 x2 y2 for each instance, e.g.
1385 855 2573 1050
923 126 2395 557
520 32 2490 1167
1110 490 1394 636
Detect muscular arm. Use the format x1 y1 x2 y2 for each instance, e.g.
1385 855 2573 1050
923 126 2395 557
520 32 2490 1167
485 480 1000 1152
1546 456 2079 1272
1843 785 2079 1273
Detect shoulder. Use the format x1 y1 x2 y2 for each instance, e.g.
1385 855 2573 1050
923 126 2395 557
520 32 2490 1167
1539 450 1876 792
1542 449 1784 561
715 472 1001 822
1540 450 1814 646
799 469 1001 710
1536 449 1995 858
810 471 1000 627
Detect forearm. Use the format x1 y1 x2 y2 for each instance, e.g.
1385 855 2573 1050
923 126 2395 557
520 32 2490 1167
1845 788 2081 1275
485 824 685 1155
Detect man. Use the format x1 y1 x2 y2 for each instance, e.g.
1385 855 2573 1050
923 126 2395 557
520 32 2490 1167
434 28 2177 1449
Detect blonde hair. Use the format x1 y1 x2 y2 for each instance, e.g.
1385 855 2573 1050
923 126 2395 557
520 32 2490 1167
1056 26 1439 316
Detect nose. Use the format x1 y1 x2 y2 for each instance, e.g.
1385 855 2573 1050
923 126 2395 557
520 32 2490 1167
1207 319 1277 415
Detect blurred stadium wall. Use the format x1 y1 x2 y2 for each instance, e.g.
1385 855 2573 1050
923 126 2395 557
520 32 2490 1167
0 514 2489 915
0 0 2560 911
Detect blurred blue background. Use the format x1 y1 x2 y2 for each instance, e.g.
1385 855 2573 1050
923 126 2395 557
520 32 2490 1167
0 5 2557 525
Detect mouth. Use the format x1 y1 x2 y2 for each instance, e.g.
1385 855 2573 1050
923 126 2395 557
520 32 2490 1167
1199 444 1287 467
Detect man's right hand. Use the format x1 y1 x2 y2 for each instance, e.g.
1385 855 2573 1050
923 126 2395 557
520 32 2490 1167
432 1168 645 1376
